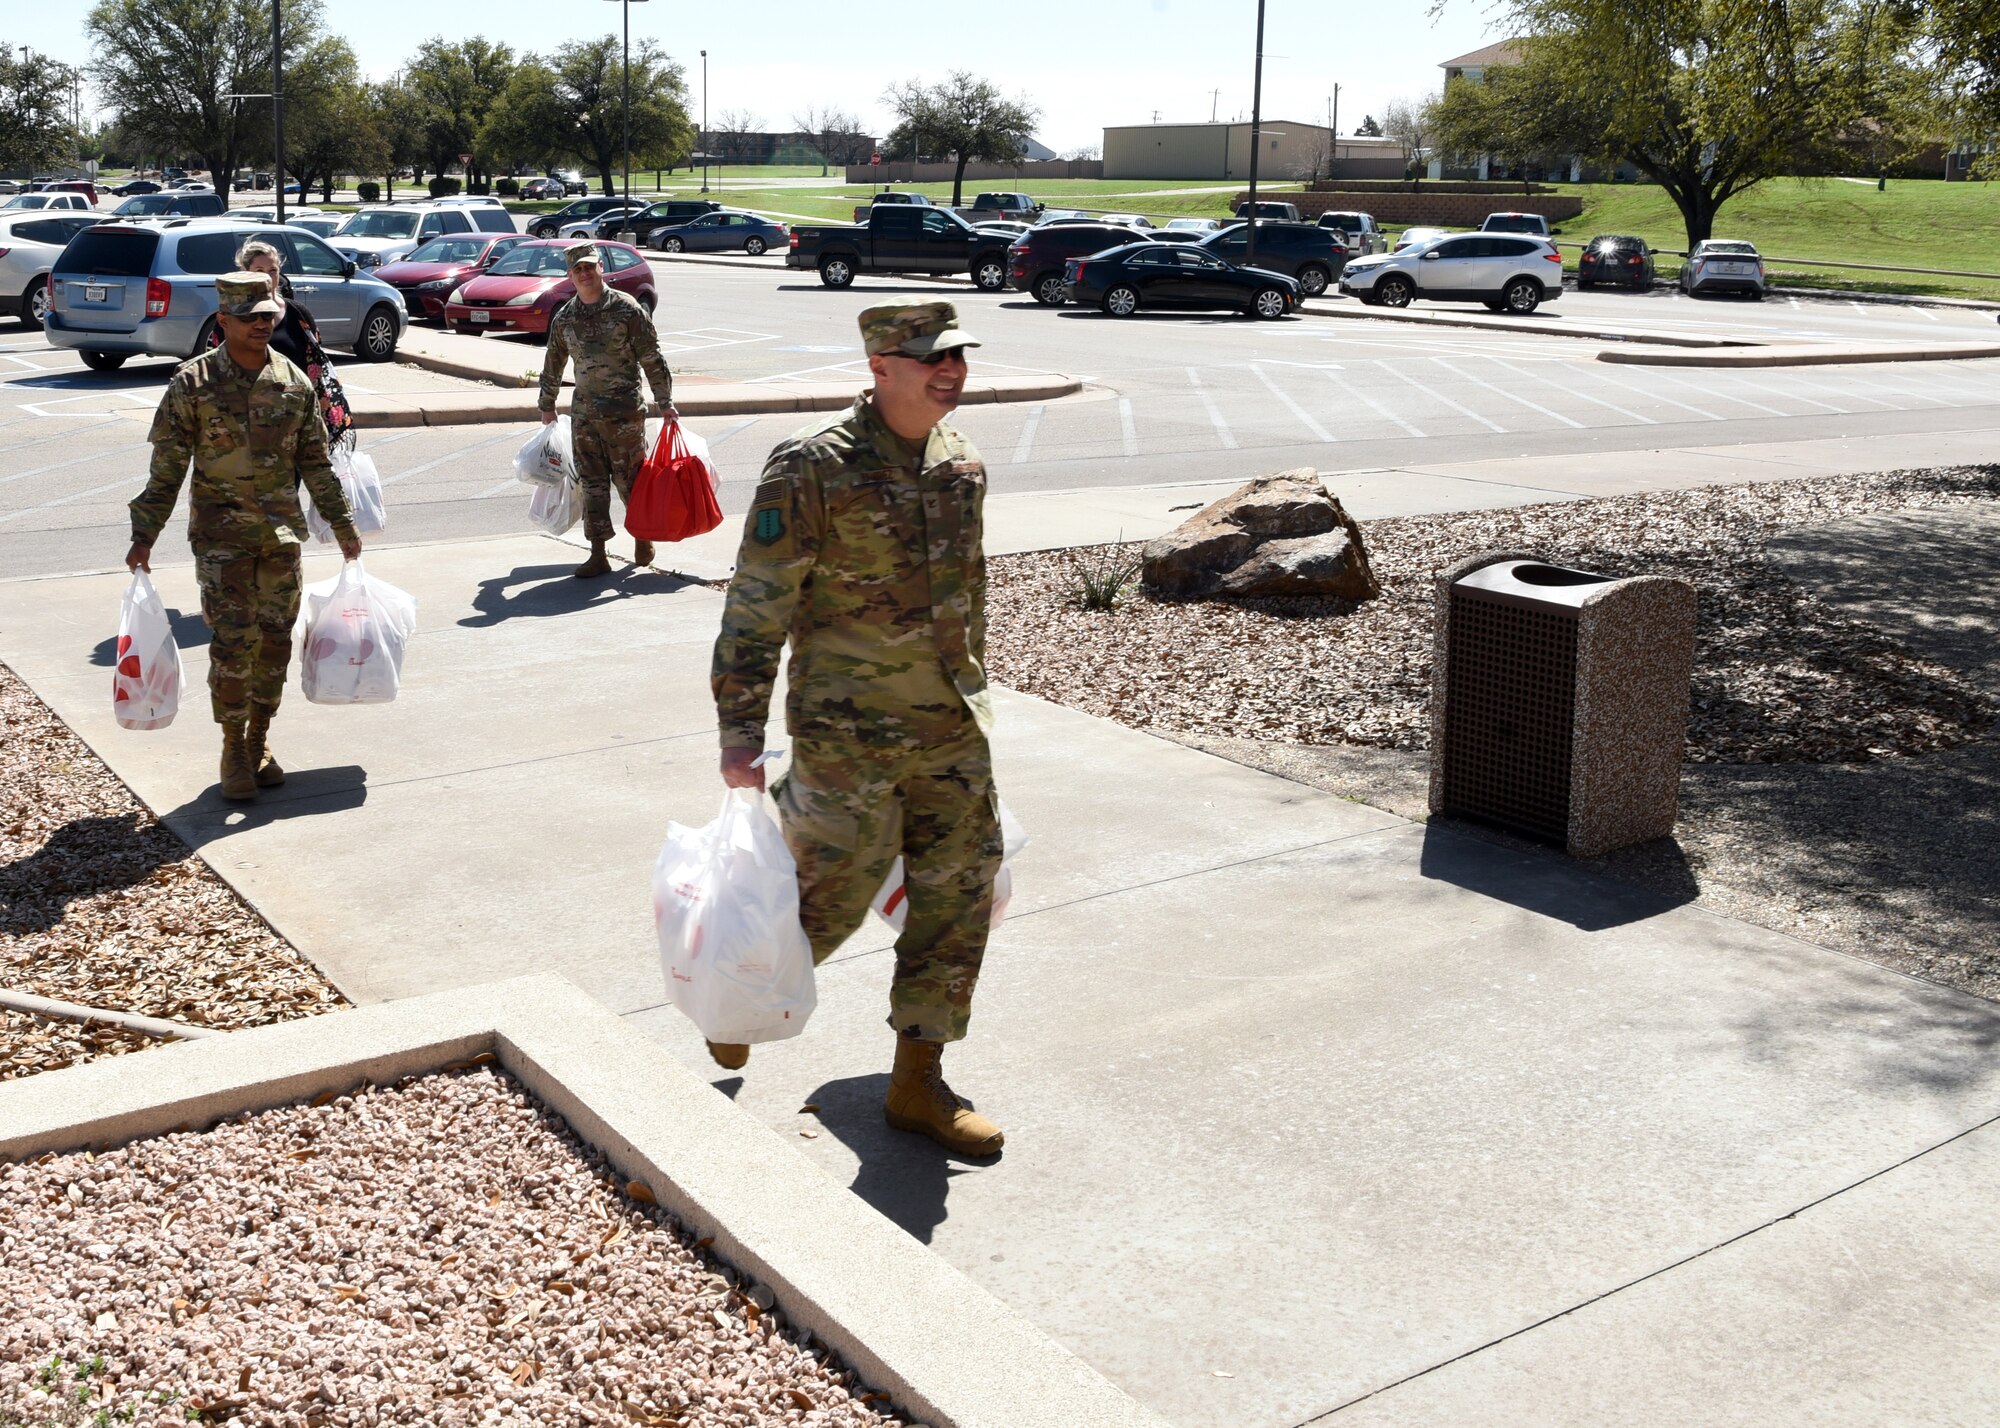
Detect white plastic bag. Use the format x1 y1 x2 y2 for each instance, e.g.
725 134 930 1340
112 570 181 731
514 417 574 487
298 559 418 705
303 446 387 543
873 798 1028 933
654 788 817 1046
527 476 580 536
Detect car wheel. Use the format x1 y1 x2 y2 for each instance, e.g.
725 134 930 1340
1103 285 1139 317
1375 275 1414 308
1747 288 1765 302
744 236 766 256
1501 278 1541 314
193 316 220 355
1033 274 1067 306
1251 286 1288 319
1296 264 1329 297
355 304 399 362
531 223 555 238
1483 300 1508 312
21 277 48 329
972 256 1008 291
639 291 656 315
664 236 685 253
80 350 126 372
818 256 855 288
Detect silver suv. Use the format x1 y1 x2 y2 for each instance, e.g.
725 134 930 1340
46 219 407 370
0 211 100 328
1316 210 1385 255
330 198 516 269
1338 232 1565 314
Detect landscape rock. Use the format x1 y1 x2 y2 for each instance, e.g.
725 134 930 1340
1142 469 1380 601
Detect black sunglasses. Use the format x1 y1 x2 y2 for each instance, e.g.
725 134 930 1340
885 347 966 366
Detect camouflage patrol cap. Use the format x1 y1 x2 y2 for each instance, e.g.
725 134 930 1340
215 271 282 318
564 242 603 269
859 301 981 358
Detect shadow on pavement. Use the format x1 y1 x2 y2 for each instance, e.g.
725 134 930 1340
88 606 212 664
805 1071 993 1245
1417 819 1694 932
161 764 369 845
3 367 170 390
458 562 695 628
0 812 187 934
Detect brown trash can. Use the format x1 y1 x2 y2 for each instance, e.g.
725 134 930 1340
1428 550 1696 858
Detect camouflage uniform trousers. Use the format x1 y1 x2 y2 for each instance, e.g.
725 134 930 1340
773 724 1001 1043
572 413 649 543
195 547 302 725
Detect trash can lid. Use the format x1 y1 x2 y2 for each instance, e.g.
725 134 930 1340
1455 559 1615 613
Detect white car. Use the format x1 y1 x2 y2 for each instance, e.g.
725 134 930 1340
330 200 514 269
1680 239 1767 300
1338 232 1565 314
561 204 644 239
1392 226 1452 253
1097 212 1156 229
0 210 99 328
1 192 93 212
235 204 327 224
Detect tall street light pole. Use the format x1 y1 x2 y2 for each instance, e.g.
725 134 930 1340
270 0 286 224
700 50 709 194
1244 0 1267 265
602 0 649 212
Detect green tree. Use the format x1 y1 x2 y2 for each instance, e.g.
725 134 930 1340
87 0 328 197
1428 1 1918 247
882 71 1040 205
479 37 691 195
400 35 515 184
371 77 429 195
1355 114 1383 137
0 52 76 171
287 41 386 201
1381 93 1437 181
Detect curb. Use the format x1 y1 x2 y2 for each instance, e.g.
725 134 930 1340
1597 342 2000 367
1298 298 1751 347
351 374 1082 428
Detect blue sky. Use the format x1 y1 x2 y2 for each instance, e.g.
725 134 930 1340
24 0 1504 153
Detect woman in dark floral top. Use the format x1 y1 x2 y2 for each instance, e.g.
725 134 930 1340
209 239 356 450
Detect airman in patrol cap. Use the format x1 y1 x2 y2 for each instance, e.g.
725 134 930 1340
126 272 361 801
710 300 1007 1157
536 241 676 577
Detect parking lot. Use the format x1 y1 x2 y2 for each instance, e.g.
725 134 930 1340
6 254 1999 579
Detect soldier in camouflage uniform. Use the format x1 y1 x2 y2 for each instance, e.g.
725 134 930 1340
126 272 362 802
711 301 1006 1157
536 242 676 578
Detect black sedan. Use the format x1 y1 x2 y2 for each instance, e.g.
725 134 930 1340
1066 242 1298 319
111 179 163 196
1576 234 1654 290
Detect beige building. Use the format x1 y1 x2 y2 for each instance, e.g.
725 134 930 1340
1103 120 1401 181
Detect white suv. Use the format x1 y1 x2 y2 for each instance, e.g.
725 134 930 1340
0 211 99 328
1338 232 1566 314
329 199 516 269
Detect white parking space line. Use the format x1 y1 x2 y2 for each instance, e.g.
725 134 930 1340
1428 357 1584 429
1646 368 1792 418
1851 372 1958 408
1584 365 1722 421
1484 356 1655 425
1746 372 1885 413
1011 404 1044 464
706 418 759 447
0 472 145 526
1187 368 1237 450
0 417 129 457
1911 306 1939 322
1117 398 1137 456
1371 360 1505 432
1321 367 1424 438
378 428 531 487
1250 364 1333 443
1 441 152 492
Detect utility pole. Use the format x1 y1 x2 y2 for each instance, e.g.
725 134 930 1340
700 50 709 193
1209 88 1221 123
271 0 285 224
1328 82 1340 183
1245 0 1266 264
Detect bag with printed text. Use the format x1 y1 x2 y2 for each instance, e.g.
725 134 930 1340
302 445 387 543
299 558 418 705
111 570 182 731
873 798 1029 933
513 417 574 487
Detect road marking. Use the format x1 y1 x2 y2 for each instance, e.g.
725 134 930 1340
1321 367 1424 438
2 441 152 490
1011 404 1044 464
1582 365 1721 421
1250 364 1333 442
1646 368 1791 417
1484 357 1655 425
1910 306 1939 322
1746 373 1882 413
1848 372 1955 408
378 427 531 487
1186 368 1237 450
1371 361 1504 432
1428 357 1584 428
1118 398 1137 456
706 417 759 446
0 472 145 526
0 417 128 457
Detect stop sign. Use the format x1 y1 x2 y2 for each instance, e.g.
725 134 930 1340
871 153 881 166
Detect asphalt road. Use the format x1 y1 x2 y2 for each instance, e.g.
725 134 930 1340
4 264 1998 580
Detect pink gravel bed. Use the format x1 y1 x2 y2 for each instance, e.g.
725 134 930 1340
0 1066 906 1428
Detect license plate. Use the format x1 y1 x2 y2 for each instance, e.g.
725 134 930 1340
1717 262 1748 275
84 285 106 302
471 310 490 323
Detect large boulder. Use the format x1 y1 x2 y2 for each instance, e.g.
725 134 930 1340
1141 470 1379 601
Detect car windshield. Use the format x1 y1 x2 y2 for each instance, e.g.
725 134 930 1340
408 237 491 264
338 211 419 239
487 246 570 277
112 195 183 215
1701 241 1757 256
1486 216 1543 232
291 217 342 236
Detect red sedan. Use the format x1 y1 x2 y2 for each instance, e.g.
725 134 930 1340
442 239 657 339
376 234 526 322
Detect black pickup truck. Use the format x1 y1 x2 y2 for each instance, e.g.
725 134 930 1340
787 204 1014 290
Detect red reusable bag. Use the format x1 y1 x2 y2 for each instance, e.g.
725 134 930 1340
625 420 723 542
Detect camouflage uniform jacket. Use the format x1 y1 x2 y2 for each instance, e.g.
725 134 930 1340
132 345 353 554
713 396 993 752
537 288 673 419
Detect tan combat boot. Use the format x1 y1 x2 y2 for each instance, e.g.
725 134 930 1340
219 721 257 801
706 1040 749 1071
884 1036 1004 1155
574 540 611 579
633 538 655 567
245 708 285 788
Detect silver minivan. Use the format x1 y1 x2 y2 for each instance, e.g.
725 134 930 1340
45 219 407 370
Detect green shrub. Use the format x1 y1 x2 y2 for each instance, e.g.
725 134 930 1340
428 176 462 197
1066 541 1143 612
496 177 519 197
467 181 490 196
356 180 380 202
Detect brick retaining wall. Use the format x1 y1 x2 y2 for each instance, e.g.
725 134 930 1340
1238 190 1585 227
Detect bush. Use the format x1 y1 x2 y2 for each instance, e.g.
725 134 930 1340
356 180 380 203
495 177 519 197
467 181 490 196
1065 541 1143 612
428 176 462 197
